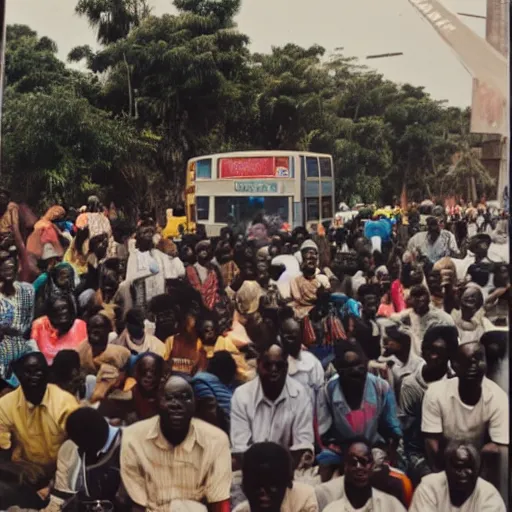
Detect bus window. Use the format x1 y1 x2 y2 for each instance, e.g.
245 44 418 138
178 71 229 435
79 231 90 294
215 196 289 225
196 197 209 221
306 157 319 178
322 196 333 218
196 159 212 179
306 198 319 221
320 158 332 177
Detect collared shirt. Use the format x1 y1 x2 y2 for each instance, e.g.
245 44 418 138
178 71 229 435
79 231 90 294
0 384 78 469
407 230 459 263
410 472 506 512
422 376 509 447
288 351 325 407
317 373 402 445
230 376 314 454
120 416 231 511
98 425 120 456
317 476 406 512
234 482 319 512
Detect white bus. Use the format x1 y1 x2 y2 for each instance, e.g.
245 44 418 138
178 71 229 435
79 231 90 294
184 150 335 236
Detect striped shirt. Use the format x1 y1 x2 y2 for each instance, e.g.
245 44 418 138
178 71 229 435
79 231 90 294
230 376 314 454
120 416 232 511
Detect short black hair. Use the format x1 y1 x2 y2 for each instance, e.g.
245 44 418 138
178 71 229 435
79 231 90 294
12 352 48 378
47 293 77 319
409 284 429 298
125 307 145 327
50 350 80 384
480 330 507 361
242 442 293 492
357 283 380 300
384 324 411 348
207 351 237 385
342 435 373 461
197 309 220 333
333 338 367 365
467 264 491 287
66 407 109 449
86 313 111 331
422 325 459 359
149 294 177 314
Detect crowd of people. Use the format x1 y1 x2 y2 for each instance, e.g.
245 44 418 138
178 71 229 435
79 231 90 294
0 188 509 512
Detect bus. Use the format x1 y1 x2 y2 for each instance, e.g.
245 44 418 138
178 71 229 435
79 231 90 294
184 150 335 236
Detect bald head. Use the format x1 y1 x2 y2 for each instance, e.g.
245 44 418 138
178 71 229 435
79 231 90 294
158 375 195 436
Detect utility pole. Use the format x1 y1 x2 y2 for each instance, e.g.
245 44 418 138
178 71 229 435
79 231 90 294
480 0 509 204
0 0 6 177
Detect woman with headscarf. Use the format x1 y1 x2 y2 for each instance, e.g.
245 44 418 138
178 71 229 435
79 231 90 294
33 262 78 319
26 206 66 263
75 196 116 258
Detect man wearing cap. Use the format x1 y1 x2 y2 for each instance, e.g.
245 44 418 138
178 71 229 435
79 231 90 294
407 216 459 264
290 239 330 320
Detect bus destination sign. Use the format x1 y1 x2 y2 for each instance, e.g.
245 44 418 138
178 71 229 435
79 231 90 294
234 181 279 193
220 157 289 179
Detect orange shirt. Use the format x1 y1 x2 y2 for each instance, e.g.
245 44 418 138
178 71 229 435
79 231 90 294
31 317 87 364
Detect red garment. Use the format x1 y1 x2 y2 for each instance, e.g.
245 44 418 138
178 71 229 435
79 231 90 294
186 265 220 310
302 314 346 347
31 316 87 364
132 385 159 420
390 279 406 313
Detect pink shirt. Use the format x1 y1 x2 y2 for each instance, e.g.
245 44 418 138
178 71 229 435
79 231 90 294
31 317 87 364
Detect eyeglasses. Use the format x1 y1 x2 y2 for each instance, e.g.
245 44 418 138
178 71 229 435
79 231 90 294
346 456 372 468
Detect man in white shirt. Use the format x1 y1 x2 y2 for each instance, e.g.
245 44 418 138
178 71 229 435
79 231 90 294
125 221 175 314
230 343 314 471
317 437 406 512
391 284 455 356
407 216 459 263
278 310 324 407
422 341 508 495
410 440 506 511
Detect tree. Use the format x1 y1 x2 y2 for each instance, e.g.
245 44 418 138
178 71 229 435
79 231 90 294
2 26 154 213
3 1 493 216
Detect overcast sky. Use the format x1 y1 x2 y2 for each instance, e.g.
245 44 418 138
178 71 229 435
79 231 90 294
7 0 487 106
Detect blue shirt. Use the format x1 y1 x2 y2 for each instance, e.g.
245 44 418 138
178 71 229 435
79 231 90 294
317 373 402 445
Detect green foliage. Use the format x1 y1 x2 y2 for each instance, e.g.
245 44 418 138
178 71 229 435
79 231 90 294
2 0 492 217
